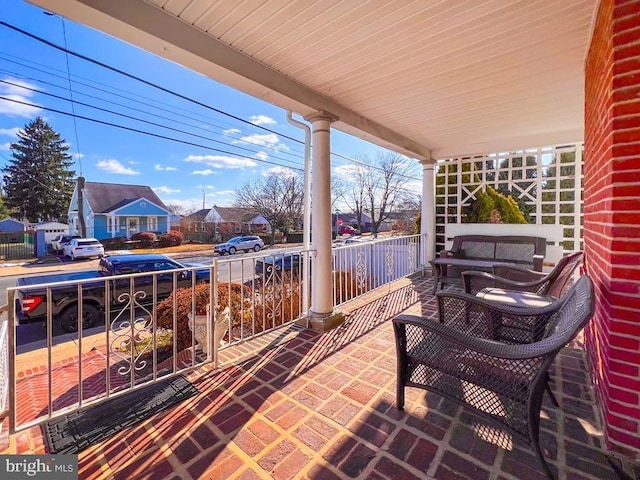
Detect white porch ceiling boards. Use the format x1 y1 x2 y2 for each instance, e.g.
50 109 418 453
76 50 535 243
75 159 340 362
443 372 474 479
28 0 596 160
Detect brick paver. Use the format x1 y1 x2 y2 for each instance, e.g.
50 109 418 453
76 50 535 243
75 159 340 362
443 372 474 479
0 274 622 479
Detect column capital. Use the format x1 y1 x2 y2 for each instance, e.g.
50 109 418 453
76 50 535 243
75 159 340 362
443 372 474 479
303 110 339 123
419 157 436 166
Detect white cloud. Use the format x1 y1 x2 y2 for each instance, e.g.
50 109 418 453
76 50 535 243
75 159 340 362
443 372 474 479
157 197 203 212
128 160 140 165
191 169 215 176
155 164 178 171
72 152 85 160
153 186 181 194
263 166 297 178
185 154 257 169
0 142 10 151
223 128 241 136
0 78 42 118
232 133 289 152
96 159 140 175
333 164 366 179
214 190 235 197
255 151 269 161
0 127 20 137
404 180 422 194
250 115 276 126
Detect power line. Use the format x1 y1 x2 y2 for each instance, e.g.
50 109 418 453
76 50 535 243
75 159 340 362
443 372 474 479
0 22 423 181
0 20 303 143
0 79 306 169
0 96 305 173
43 12 83 175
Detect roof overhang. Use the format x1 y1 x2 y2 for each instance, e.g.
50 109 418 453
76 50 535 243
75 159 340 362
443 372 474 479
28 0 597 160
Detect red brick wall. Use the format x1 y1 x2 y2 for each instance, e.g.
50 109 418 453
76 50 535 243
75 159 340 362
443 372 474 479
584 0 640 461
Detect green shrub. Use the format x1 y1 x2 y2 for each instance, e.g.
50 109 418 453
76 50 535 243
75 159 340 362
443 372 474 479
465 186 527 224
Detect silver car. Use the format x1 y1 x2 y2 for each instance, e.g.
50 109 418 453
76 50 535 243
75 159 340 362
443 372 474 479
214 236 264 255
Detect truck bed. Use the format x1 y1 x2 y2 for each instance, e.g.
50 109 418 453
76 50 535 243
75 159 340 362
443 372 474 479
16 270 103 287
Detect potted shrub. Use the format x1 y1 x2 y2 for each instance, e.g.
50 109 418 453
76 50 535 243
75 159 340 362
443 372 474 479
156 282 252 351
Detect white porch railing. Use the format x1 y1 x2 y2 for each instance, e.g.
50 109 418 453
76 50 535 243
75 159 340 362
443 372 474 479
2 233 427 433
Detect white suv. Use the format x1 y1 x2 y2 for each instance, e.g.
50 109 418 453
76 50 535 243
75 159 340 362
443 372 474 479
214 236 264 255
63 238 105 260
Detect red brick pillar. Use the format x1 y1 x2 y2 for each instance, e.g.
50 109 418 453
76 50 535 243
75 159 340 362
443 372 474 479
584 0 640 461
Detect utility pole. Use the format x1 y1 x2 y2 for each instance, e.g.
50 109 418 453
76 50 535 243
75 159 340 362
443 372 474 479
77 176 86 237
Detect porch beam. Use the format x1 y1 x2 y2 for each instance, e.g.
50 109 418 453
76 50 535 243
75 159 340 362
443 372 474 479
27 0 432 161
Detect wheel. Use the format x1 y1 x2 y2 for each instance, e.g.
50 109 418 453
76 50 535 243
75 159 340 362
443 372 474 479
229 247 236 255
59 304 102 333
253 244 261 252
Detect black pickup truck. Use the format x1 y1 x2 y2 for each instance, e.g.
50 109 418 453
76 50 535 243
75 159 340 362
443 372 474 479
15 254 211 333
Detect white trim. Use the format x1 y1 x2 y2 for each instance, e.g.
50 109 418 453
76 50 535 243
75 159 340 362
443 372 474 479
104 197 170 215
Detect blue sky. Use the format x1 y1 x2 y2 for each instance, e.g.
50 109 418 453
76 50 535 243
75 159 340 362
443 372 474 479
0 0 419 213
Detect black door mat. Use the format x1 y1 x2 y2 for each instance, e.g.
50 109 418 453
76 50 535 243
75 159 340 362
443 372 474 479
43 375 199 454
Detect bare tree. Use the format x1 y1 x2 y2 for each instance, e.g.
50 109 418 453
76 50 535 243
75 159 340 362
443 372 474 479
234 172 304 243
166 204 188 216
342 152 418 235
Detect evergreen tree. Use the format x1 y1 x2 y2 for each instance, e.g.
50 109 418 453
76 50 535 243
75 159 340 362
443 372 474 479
2 117 76 222
0 193 13 219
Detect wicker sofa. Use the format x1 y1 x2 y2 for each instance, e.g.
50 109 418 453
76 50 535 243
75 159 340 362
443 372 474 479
434 234 547 286
442 234 547 270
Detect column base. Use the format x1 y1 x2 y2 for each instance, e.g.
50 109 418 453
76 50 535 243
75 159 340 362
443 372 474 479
302 309 346 333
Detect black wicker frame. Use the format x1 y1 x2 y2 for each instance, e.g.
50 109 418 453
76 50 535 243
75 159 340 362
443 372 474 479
392 275 595 480
462 251 583 297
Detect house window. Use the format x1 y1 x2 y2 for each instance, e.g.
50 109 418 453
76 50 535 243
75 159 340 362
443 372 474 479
148 217 158 231
201 222 206 232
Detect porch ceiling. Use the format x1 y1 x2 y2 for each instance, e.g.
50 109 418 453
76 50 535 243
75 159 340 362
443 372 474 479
28 0 596 160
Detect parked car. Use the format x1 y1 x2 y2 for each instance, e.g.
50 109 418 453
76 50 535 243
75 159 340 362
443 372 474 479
63 238 105 261
255 253 301 277
51 234 81 253
339 225 361 235
15 253 211 332
214 236 264 255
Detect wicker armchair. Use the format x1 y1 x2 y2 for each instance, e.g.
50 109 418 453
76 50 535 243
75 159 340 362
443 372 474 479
392 275 594 480
462 251 583 296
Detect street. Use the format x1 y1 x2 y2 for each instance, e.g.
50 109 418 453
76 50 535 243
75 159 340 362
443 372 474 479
2 248 293 349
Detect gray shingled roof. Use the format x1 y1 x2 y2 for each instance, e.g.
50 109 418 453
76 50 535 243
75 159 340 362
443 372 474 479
183 208 210 221
83 182 169 214
213 205 259 223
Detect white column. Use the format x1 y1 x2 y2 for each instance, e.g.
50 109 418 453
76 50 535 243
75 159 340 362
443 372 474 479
421 161 436 267
303 111 344 331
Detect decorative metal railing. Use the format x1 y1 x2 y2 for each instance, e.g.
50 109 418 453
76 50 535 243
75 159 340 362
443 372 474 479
4 234 427 432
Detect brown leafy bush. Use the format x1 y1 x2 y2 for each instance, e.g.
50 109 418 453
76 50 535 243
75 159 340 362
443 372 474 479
101 236 127 250
131 231 157 248
333 270 369 303
156 282 252 351
158 230 184 247
252 272 304 333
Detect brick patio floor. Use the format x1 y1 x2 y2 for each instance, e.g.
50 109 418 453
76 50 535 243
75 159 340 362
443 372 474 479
0 274 623 479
